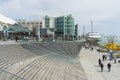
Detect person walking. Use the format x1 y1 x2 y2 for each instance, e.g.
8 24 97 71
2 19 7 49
98 58 101 66
15 35 18 42
107 63 111 72
114 57 116 64
102 55 105 61
104 55 107 61
100 63 104 72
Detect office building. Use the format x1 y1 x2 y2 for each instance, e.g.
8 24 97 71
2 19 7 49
55 14 75 39
42 15 55 29
42 14 76 40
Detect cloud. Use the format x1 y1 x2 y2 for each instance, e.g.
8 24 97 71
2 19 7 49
0 0 120 35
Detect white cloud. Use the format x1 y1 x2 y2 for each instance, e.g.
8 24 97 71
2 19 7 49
0 0 120 35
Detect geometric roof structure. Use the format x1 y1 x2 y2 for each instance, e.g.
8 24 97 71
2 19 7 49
3 24 30 33
0 13 16 24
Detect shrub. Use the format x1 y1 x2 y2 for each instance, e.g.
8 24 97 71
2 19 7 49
115 54 120 58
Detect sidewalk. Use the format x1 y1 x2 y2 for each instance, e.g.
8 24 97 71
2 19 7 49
79 47 120 80
0 40 18 45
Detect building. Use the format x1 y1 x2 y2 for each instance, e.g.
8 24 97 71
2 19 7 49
55 14 75 40
42 15 56 41
42 14 76 40
3 24 30 39
42 15 55 28
17 14 76 41
18 20 42 38
0 13 16 38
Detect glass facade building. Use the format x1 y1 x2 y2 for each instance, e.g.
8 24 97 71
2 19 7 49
55 14 75 38
42 15 55 29
42 14 76 40
44 15 50 28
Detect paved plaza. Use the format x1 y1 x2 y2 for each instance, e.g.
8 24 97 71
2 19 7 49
80 47 120 80
0 41 87 80
0 41 120 80
0 40 18 45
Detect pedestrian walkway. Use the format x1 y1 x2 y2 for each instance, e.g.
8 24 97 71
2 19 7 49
80 47 120 80
0 42 86 80
0 40 18 45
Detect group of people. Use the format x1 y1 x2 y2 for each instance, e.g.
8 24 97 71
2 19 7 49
98 53 118 72
98 58 111 72
102 55 107 61
84 44 94 51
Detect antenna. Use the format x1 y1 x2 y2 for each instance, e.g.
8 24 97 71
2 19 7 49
83 25 85 36
91 20 93 33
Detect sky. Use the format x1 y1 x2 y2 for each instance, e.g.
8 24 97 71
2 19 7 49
0 0 120 36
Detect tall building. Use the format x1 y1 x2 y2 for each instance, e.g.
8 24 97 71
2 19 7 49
42 15 55 28
42 15 56 39
55 14 75 38
42 14 76 40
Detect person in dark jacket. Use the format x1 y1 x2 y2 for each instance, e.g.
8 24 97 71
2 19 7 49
15 35 18 42
104 55 107 61
102 55 105 61
98 58 101 66
107 63 111 72
100 63 104 72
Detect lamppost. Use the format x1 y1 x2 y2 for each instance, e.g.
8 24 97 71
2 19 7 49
37 26 40 41
53 28 57 42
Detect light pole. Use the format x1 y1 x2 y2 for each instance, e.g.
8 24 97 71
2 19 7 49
91 20 93 33
52 28 56 42
38 26 40 41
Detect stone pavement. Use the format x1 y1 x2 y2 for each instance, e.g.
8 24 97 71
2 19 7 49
1 41 120 80
0 41 87 80
0 40 18 45
80 47 120 80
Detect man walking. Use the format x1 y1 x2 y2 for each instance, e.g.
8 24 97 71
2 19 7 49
102 55 105 61
100 62 104 72
114 57 116 64
107 63 111 72
15 35 18 42
104 55 107 61
98 58 101 66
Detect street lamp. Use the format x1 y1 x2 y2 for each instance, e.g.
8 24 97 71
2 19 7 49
53 28 57 42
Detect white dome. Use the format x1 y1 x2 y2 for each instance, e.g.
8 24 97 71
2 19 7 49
0 13 16 24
